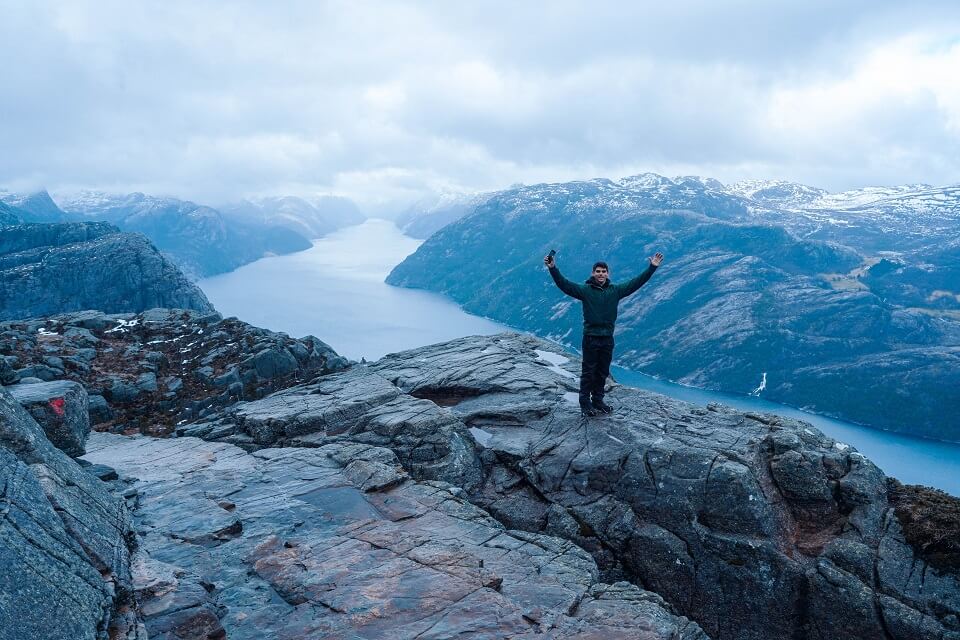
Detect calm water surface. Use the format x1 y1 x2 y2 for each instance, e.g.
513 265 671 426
199 220 959 495
200 219 505 361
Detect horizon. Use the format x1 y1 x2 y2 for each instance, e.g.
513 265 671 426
3 170 958 219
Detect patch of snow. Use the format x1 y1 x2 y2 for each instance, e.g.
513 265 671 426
834 442 850 451
535 349 579 380
106 318 141 333
468 427 493 447
549 300 573 321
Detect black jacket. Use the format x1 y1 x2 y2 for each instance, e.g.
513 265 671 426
549 263 657 336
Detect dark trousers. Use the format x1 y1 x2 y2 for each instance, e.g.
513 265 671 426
580 335 614 406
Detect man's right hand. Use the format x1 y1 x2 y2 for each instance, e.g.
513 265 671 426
543 254 555 268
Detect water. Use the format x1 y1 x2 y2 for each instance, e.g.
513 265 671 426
199 220 959 495
199 219 505 361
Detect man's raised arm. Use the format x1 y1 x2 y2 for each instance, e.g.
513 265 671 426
544 253 584 300
618 252 664 299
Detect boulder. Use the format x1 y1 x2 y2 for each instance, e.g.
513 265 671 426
87 394 113 425
8 380 91 457
0 357 16 384
0 386 133 639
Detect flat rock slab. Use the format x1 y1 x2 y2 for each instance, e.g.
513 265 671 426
181 332 960 640
8 379 90 456
82 431 705 640
370 333 960 640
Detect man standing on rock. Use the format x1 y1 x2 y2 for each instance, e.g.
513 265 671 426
544 250 663 416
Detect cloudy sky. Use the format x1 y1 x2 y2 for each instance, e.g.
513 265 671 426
2 1 960 210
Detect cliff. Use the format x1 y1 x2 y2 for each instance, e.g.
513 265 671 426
2 315 957 638
0 222 215 320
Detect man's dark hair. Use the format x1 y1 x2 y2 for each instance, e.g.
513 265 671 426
592 261 609 271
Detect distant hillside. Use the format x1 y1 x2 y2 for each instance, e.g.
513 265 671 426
219 195 365 239
54 190 311 278
0 201 24 226
395 191 490 239
388 175 960 441
0 222 215 319
0 189 70 223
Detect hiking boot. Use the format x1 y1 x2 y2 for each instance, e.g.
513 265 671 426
580 403 599 417
592 399 613 414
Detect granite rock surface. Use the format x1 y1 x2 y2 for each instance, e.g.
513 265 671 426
0 385 134 640
192 332 960 640
82 431 706 639
8 379 90 456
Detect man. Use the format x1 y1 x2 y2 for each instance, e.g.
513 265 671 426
544 250 664 416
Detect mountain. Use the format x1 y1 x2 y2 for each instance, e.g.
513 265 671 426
395 190 491 238
0 201 24 226
387 175 960 441
55 191 311 278
728 179 960 252
219 195 365 239
0 189 70 223
0 221 215 319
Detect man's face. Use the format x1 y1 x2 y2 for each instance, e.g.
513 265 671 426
592 265 609 285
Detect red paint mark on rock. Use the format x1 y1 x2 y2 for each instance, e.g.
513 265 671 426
49 397 66 416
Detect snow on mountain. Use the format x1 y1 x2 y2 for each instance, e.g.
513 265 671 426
727 180 828 208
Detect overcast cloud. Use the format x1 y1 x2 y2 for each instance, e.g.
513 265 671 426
2 0 959 209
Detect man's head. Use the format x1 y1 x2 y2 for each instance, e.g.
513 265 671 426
591 261 609 285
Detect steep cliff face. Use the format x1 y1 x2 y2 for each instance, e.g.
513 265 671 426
0 222 216 319
0 189 70 223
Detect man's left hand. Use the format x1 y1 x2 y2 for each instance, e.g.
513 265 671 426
649 252 664 267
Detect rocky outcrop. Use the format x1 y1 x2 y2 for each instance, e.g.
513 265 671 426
190 333 960 640
81 431 705 639
0 222 216 320
0 309 349 435
5 319 957 639
8 379 90 456
0 385 134 640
